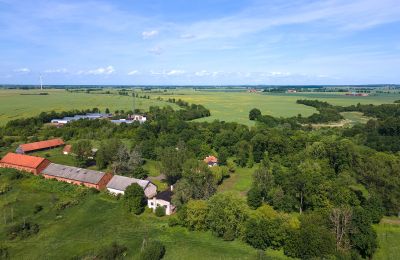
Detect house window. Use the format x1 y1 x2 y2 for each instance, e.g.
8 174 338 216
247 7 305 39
150 202 153 206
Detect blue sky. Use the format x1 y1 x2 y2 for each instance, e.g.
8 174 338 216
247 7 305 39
0 0 399 85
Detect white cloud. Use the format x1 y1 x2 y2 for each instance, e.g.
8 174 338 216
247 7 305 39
14 68 30 73
147 46 163 55
79 66 115 75
151 70 186 76
194 70 220 77
142 30 158 39
44 68 68 73
127 70 139 75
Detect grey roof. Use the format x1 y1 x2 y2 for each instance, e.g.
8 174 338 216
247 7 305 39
107 175 157 198
42 163 106 184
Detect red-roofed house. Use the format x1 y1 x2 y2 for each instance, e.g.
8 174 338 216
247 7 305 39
0 153 51 175
204 155 218 167
16 138 65 154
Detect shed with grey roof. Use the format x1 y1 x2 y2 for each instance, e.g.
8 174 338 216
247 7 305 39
106 175 157 198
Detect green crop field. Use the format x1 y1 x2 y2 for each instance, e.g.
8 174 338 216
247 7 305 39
0 89 178 126
0 169 290 259
1 88 399 126
149 89 400 126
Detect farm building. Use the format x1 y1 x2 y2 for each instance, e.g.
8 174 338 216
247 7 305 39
0 152 50 175
63 145 72 155
106 175 157 198
16 138 65 154
41 163 113 190
204 155 218 167
51 113 112 125
148 186 176 215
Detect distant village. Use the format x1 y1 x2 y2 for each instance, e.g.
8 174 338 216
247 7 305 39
0 138 219 216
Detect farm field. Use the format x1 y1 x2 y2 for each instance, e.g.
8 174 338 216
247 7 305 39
0 169 290 259
149 89 400 126
1 88 399 126
374 217 400 260
0 89 178 126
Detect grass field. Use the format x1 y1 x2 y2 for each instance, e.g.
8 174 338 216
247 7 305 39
1 88 399 126
374 217 400 260
0 89 178 126
218 165 255 196
150 89 400 126
0 169 290 259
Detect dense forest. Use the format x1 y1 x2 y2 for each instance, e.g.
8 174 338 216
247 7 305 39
1 99 400 259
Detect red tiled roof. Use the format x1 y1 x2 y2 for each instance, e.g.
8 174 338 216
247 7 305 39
0 153 47 169
63 145 72 153
204 155 218 163
19 138 64 152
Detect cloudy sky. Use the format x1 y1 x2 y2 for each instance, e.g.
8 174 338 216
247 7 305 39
0 0 399 85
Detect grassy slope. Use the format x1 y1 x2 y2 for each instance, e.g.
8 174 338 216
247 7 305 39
0 89 178 126
374 217 400 260
0 170 290 259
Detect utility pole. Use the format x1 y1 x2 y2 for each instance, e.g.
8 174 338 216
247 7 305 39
40 75 43 90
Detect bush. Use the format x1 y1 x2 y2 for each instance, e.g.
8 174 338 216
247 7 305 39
140 240 166 260
247 187 262 209
0 245 9 259
168 216 180 227
97 242 127 259
124 183 146 215
155 206 166 217
33 204 43 214
7 221 40 240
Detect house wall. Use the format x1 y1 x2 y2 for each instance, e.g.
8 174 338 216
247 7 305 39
148 198 174 215
42 175 100 189
0 163 36 174
107 188 124 195
97 174 113 189
36 160 51 174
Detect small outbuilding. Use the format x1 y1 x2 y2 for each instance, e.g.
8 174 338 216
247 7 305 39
106 175 157 198
16 138 65 154
41 163 112 190
148 186 176 215
0 152 50 175
204 155 218 167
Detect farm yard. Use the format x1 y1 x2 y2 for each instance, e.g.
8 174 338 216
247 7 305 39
0 168 289 260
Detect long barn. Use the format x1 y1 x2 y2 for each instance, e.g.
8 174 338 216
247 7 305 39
0 152 50 175
42 163 113 190
16 138 65 154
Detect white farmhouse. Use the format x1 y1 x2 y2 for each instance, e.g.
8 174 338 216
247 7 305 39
148 186 176 215
106 175 157 198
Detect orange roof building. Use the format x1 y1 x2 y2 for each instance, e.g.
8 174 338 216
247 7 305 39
16 138 65 154
0 153 51 175
204 155 218 167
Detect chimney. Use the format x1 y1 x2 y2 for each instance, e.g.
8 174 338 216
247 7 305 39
170 185 174 192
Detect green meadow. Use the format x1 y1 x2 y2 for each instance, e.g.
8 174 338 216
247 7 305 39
0 88 399 126
150 89 400 125
374 218 400 260
0 169 289 259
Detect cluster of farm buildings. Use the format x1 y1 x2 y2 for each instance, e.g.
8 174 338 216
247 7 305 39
50 113 147 126
0 138 175 215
